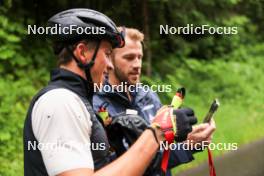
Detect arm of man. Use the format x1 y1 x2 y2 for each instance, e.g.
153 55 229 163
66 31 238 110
32 89 95 176
58 130 159 176
167 146 194 168
33 89 161 176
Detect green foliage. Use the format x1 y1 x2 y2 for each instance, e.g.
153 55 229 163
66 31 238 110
142 44 264 174
1 0 264 175
0 13 51 176
0 77 35 176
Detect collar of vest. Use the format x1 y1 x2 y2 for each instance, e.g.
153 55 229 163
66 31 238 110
49 68 93 99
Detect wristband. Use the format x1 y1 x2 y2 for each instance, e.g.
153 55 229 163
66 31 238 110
146 126 159 145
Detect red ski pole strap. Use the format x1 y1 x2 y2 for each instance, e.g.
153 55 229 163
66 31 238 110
152 106 176 173
161 149 170 172
207 148 216 176
161 130 175 172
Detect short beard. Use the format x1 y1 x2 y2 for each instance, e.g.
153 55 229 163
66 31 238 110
114 65 130 85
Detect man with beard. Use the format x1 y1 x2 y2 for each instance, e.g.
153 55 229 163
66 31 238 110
93 27 216 175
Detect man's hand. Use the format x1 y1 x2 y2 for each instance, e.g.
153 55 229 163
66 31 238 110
151 106 197 143
186 119 216 148
173 108 197 142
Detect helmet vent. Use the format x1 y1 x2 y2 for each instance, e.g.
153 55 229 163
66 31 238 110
59 11 74 17
77 16 109 29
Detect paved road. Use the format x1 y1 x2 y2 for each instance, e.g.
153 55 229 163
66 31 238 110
178 138 264 176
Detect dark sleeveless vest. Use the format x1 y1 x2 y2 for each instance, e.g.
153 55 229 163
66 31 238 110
23 68 110 176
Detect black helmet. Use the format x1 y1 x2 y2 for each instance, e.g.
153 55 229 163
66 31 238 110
47 8 125 48
47 9 125 95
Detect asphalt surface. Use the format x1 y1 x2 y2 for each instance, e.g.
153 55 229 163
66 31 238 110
177 138 264 176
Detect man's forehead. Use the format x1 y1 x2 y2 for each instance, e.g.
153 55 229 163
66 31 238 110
116 37 143 54
125 37 142 47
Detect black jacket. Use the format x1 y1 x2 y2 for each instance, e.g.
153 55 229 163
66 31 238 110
93 82 194 176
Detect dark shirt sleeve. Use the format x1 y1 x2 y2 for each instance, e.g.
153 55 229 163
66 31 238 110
167 146 194 169
151 91 163 110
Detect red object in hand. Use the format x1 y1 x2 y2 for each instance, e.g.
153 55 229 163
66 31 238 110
152 106 176 172
152 107 174 130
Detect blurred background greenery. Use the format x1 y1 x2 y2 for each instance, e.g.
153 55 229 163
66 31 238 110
0 0 264 175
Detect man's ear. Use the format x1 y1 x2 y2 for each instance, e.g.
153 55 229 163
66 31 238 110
74 43 91 64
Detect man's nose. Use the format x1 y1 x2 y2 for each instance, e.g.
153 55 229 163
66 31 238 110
133 57 142 68
106 58 114 70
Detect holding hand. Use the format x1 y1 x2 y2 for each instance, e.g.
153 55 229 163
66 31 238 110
186 119 216 148
151 106 197 143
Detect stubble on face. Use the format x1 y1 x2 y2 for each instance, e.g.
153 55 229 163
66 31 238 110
111 40 142 85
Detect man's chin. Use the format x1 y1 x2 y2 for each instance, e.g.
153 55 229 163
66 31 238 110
128 79 140 85
128 74 139 82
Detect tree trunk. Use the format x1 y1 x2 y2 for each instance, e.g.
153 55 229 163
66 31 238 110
142 0 152 76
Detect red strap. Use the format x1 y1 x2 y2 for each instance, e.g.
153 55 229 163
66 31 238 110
165 131 175 144
162 145 216 175
207 148 216 176
153 106 175 174
161 131 175 173
161 149 170 172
